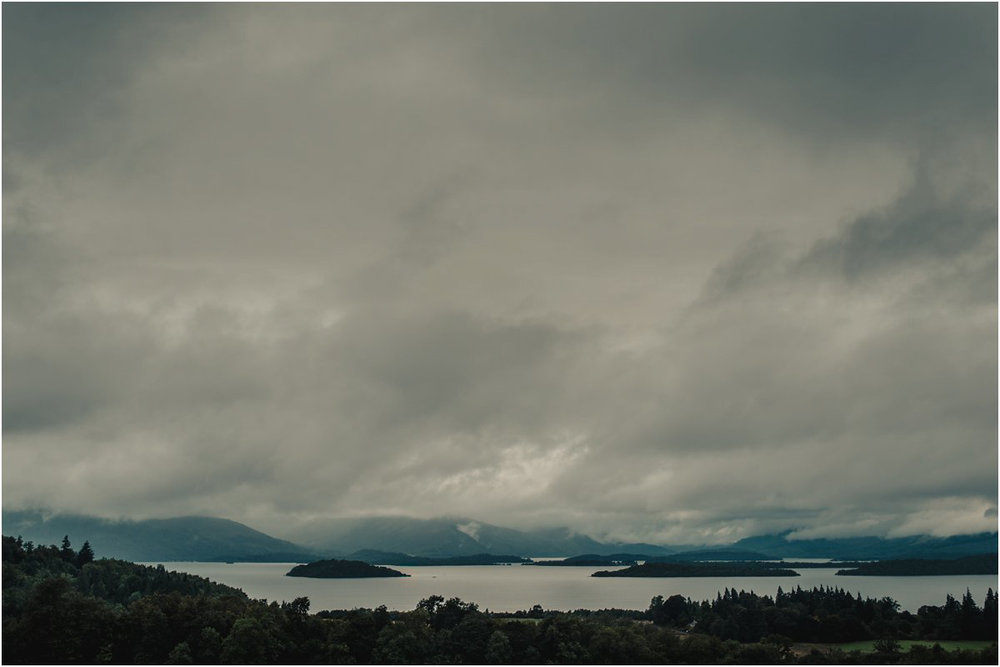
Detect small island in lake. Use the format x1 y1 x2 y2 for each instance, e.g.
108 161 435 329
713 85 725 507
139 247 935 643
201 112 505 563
349 549 530 566
592 562 800 577
286 558 409 578
531 553 642 566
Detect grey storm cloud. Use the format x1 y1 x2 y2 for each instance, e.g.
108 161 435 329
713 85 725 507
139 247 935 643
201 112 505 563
3 3 996 544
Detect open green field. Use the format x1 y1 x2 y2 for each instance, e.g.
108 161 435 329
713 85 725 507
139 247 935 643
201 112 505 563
826 639 995 653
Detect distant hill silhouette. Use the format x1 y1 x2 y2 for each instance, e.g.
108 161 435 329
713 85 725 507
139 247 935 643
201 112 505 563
5 509 995 562
2 510 317 562
732 531 998 560
286 516 677 558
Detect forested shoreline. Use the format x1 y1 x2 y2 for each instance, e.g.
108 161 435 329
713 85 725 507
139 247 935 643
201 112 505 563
835 554 998 576
3 535 997 664
592 562 801 577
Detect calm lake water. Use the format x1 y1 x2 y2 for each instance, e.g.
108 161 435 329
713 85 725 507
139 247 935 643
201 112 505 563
147 562 998 614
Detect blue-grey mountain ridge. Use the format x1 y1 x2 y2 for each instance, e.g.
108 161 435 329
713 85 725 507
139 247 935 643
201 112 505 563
3 510 995 563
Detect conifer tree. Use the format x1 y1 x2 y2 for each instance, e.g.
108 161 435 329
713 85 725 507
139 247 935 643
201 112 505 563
76 541 95 566
982 588 997 636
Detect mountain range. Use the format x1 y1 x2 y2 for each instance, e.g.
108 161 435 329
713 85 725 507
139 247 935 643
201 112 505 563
3 509 996 563
1 510 316 562
732 530 999 560
283 516 676 558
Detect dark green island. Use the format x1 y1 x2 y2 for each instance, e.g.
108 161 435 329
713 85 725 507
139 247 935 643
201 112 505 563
531 553 642 566
286 558 408 578
593 562 800 577
349 550 530 566
836 553 998 576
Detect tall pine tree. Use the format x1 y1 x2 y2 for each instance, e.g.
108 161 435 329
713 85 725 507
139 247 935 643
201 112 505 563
59 535 74 562
76 541 95 566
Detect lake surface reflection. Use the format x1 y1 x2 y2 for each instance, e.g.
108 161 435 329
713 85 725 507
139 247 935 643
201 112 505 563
148 562 998 614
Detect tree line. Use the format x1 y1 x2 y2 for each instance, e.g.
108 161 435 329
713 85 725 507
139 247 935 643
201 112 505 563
2 535 996 664
647 585 997 643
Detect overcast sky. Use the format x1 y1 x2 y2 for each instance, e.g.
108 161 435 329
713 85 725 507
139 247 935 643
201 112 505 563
3 3 997 544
